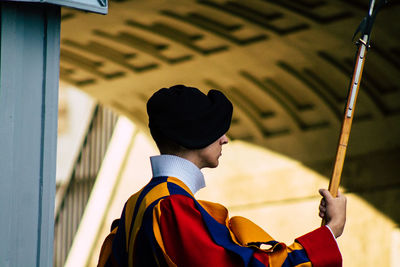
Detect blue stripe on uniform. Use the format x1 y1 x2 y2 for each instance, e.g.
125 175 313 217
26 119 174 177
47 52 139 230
128 176 168 246
134 196 167 267
111 203 128 266
282 249 309 267
112 176 168 266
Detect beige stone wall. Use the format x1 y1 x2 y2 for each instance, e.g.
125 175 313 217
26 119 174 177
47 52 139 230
199 141 397 266
86 134 398 266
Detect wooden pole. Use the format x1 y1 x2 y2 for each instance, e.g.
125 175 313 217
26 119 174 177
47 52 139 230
329 41 367 197
321 35 369 226
320 0 389 225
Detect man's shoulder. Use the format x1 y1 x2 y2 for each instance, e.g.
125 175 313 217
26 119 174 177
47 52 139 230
124 177 194 211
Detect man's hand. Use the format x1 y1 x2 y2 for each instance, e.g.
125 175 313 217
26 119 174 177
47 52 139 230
318 189 347 238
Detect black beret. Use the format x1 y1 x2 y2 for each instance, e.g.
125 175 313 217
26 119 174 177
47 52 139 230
147 85 233 149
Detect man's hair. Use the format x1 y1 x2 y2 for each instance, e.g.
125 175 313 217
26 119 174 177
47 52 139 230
150 128 187 154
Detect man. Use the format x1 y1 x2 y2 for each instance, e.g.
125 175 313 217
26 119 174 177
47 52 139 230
98 85 346 267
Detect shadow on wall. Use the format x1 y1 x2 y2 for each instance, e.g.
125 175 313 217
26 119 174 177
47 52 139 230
308 148 400 225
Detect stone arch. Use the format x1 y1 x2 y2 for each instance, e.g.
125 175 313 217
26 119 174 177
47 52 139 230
59 0 400 224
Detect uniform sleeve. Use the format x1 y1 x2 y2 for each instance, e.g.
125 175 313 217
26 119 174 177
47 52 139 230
296 227 342 267
156 194 341 267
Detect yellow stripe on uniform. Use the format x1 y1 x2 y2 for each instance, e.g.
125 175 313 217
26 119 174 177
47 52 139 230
124 193 140 250
127 182 170 267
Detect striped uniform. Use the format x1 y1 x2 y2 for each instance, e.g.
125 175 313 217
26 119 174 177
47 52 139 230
98 177 342 267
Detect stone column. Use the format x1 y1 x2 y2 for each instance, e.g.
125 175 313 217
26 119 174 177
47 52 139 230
0 3 60 266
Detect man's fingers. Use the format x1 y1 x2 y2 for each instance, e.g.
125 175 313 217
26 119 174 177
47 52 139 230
319 205 326 213
319 188 334 202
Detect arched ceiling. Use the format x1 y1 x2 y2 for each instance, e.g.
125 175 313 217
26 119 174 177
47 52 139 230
60 0 400 223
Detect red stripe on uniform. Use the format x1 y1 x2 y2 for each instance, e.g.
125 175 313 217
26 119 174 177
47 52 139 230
159 194 243 267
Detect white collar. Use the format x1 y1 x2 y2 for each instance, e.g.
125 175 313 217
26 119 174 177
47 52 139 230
150 154 205 195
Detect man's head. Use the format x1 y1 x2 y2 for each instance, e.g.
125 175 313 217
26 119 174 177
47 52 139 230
147 85 233 168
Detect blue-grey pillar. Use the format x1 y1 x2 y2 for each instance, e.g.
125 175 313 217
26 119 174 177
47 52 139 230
0 3 60 267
